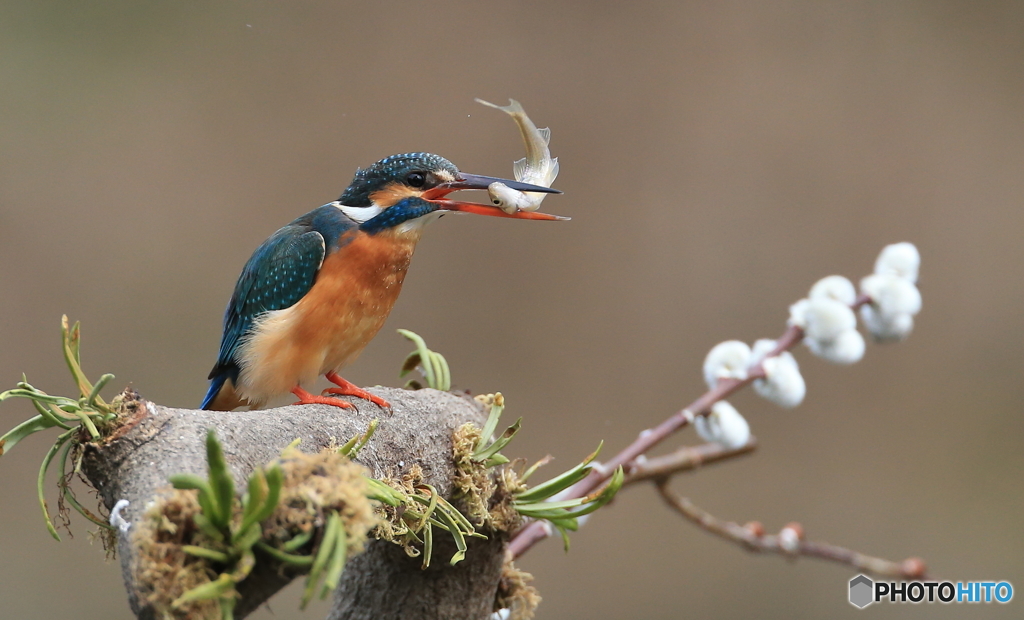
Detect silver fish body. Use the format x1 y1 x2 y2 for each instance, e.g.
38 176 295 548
476 98 559 213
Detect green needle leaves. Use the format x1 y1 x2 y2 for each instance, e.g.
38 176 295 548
369 474 485 568
61 316 113 414
514 443 602 505
396 330 623 552
301 512 347 608
1 318 119 456
1 317 121 540
513 443 625 552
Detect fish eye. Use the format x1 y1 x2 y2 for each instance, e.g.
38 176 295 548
406 172 426 188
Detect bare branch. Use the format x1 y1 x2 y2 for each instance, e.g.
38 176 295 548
655 480 928 580
623 439 758 487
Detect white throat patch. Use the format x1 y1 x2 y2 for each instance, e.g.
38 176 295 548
396 210 444 234
332 201 383 223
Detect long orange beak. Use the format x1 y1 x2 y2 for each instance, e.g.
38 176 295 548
423 173 568 221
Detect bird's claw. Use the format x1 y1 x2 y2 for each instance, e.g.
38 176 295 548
322 386 391 409
324 371 392 409
290 385 354 409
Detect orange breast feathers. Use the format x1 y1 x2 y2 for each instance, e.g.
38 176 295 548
234 230 420 407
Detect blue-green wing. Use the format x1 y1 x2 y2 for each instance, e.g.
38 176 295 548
206 227 325 384
201 203 361 409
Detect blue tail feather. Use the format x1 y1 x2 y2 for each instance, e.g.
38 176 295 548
201 373 229 410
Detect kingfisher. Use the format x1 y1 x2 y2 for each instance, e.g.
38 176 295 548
201 152 563 411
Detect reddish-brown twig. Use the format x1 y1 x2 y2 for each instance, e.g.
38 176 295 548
623 438 758 487
655 480 928 579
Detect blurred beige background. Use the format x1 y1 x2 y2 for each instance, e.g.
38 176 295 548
2 1 1022 618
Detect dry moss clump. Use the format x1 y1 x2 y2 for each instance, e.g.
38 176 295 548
487 463 526 532
372 463 427 557
451 394 526 533
452 421 491 520
494 556 541 620
261 448 376 557
133 490 221 620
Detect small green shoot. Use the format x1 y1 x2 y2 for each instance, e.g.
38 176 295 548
1 319 118 452
338 419 378 459
470 393 521 468
168 429 284 619
397 329 451 391
171 573 235 610
519 455 553 483
164 434 388 616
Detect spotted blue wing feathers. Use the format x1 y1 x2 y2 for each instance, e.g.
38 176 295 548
201 204 361 409
222 230 325 367
201 228 326 408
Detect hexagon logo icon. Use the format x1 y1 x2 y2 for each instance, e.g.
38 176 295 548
849 574 874 608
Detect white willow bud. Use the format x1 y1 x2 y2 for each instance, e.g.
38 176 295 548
874 242 920 284
788 298 810 328
861 273 921 316
802 298 857 343
809 275 856 305
702 340 751 389
750 338 778 362
860 304 915 342
750 339 805 408
694 400 750 449
778 523 804 553
805 328 865 364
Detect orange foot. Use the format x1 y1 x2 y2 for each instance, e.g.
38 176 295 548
291 385 353 409
324 371 391 409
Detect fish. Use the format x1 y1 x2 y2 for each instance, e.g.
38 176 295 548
475 98 560 214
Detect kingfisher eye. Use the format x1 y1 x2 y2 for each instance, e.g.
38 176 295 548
406 172 426 188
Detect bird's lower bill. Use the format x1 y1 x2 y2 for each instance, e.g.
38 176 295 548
432 199 568 221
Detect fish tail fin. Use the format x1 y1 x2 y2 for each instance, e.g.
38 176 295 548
475 97 523 115
502 98 524 114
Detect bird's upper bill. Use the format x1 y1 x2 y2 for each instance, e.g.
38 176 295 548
423 173 568 221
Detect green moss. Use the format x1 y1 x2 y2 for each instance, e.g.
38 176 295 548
134 490 222 619
135 447 376 619
262 448 376 559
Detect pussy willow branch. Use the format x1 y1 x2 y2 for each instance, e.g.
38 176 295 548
655 480 928 579
508 295 871 558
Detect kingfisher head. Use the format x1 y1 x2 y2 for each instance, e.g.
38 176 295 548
335 152 564 234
